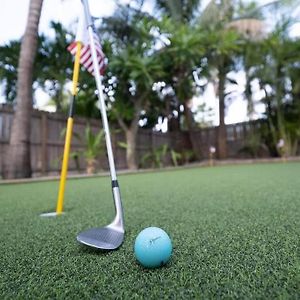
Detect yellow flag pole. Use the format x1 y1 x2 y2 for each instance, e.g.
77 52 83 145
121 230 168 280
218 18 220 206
55 42 82 214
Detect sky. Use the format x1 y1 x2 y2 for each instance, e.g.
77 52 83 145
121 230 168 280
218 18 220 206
0 0 299 125
0 0 120 45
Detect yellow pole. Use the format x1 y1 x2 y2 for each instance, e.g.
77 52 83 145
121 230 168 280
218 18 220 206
56 42 82 214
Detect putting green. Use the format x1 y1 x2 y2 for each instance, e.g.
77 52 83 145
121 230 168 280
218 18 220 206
0 162 300 298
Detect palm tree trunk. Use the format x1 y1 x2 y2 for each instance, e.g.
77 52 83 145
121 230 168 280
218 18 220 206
125 128 138 170
217 67 227 159
275 63 285 138
245 67 255 120
168 104 181 132
114 102 140 171
183 102 202 160
5 0 43 179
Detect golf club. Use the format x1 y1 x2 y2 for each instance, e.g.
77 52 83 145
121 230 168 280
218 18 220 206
77 0 125 250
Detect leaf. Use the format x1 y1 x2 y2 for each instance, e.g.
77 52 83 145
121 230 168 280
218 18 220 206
118 142 128 149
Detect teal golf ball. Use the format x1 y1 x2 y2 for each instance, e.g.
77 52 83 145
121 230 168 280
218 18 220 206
134 227 172 268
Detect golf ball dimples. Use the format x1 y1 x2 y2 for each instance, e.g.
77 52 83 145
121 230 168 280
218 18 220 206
134 227 172 268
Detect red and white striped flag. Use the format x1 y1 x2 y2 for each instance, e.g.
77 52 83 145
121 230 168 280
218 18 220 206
67 11 106 76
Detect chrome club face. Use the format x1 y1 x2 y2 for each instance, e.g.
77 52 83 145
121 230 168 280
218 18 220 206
77 225 124 250
77 185 125 250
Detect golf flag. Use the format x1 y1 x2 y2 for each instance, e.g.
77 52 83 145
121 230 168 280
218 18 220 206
67 11 106 76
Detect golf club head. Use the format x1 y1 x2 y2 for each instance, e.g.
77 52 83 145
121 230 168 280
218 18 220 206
77 224 124 250
77 186 125 250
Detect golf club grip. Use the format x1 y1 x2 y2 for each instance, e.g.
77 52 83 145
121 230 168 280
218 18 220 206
81 0 92 27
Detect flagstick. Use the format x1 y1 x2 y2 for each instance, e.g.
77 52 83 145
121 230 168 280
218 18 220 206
56 41 82 214
40 42 82 217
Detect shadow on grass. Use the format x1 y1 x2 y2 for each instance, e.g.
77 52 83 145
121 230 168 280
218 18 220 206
76 244 119 256
39 207 76 216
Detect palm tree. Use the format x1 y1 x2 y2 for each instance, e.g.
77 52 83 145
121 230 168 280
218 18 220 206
0 41 20 103
37 22 74 112
156 0 241 159
158 19 206 159
204 27 242 159
249 21 300 156
155 0 201 23
103 5 164 170
109 47 164 170
0 22 74 112
199 0 268 158
5 0 44 178
156 0 298 159
154 1 212 159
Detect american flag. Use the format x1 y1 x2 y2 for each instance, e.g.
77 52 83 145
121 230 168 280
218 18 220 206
67 31 106 76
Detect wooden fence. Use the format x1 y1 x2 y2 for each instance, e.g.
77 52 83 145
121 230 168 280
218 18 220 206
0 106 269 177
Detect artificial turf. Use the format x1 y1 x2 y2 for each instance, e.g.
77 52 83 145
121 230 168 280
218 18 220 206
0 162 300 299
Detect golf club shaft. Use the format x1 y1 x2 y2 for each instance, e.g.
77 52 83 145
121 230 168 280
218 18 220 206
82 0 117 182
82 0 124 230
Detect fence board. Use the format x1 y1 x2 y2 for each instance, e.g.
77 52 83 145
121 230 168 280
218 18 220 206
0 105 279 177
